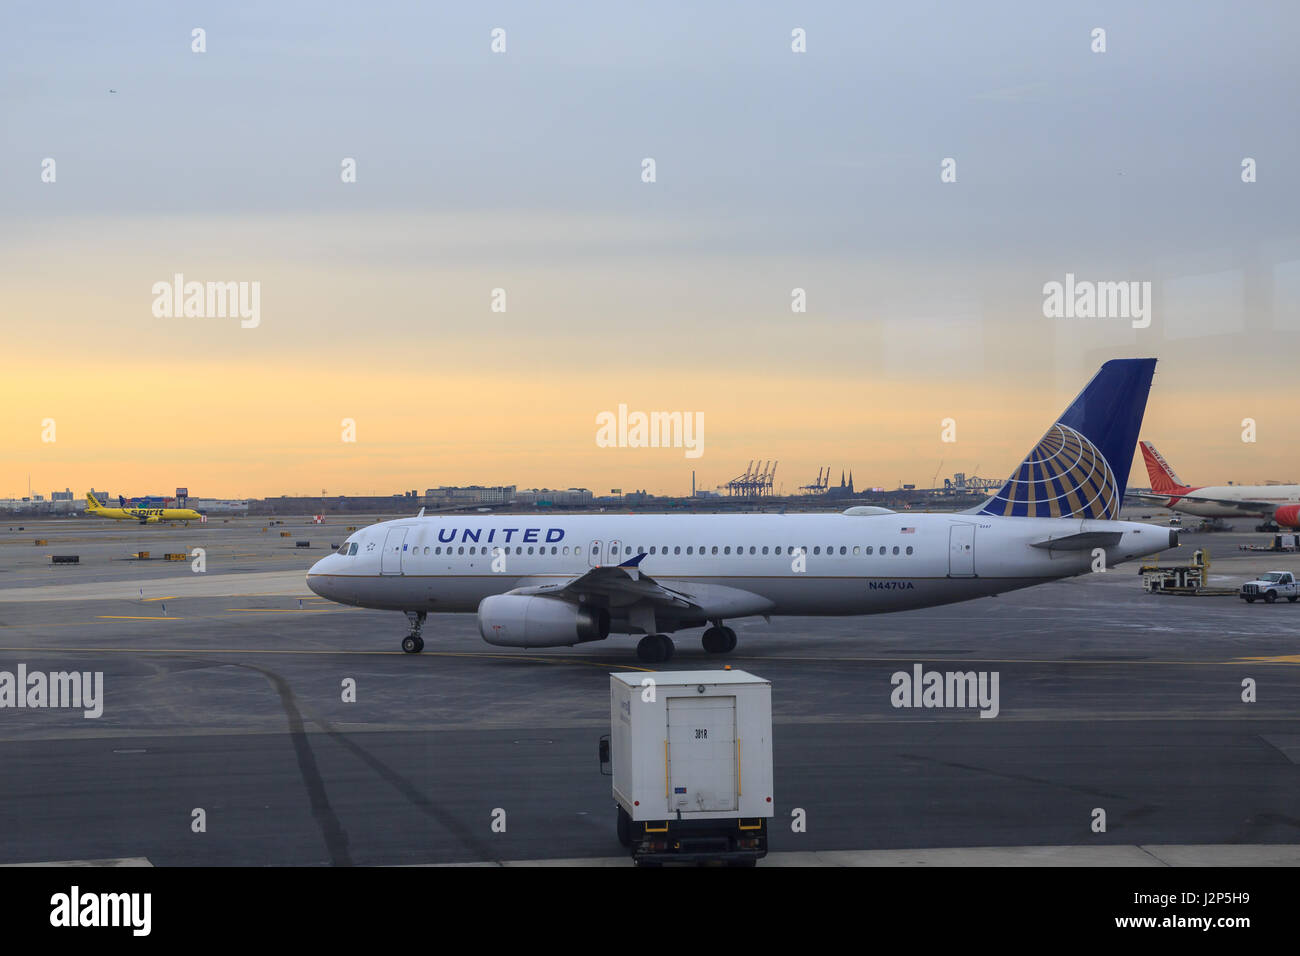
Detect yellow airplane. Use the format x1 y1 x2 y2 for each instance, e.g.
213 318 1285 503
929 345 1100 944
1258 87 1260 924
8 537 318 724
85 492 204 525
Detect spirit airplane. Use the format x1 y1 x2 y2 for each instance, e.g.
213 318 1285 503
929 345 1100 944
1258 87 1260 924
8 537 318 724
85 492 203 525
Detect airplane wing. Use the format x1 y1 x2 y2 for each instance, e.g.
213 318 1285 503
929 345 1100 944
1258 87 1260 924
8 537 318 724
1158 493 1276 514
507 555 697 610
506 553 775 620
1129 491 1172 504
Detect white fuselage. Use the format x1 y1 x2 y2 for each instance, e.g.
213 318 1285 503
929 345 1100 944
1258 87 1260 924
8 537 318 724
306 512 1175 630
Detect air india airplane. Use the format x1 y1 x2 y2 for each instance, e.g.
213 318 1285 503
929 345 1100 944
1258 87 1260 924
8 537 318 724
308 358 1179 662
1136 442 1300 529
85 492 204 525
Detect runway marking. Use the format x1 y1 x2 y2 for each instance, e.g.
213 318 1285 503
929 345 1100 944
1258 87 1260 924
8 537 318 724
0 645 652 671
725 653 1300 668
95 615 181 621
0 858 154 868
140 596 176 602
0 640 1281 672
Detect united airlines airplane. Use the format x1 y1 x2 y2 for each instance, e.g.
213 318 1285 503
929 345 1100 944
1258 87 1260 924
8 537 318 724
307 359 1177 662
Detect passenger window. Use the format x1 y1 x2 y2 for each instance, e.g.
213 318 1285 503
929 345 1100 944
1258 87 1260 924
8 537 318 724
749 546 756 554
687 547 693 555
853 546 860 555
866 546 873 555
840 546 847 555
575 546 582 555
762 546 769 555
774 546 781 555
892 546 899 555
563 546 570 555
813 546 821 555
458 546 464 555
674 546 681 555
724 546 731 555
711 546 719 555
528 546 535 555
906 546 913 555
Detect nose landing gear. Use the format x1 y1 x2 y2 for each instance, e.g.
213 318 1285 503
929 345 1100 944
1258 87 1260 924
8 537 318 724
402 611 427 653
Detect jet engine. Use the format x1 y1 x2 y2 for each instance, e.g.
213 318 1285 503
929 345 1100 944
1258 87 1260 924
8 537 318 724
477 595 610 647
1274 504 1300 529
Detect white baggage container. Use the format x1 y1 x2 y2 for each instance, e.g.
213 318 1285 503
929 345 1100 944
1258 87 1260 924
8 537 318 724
603 670 773 864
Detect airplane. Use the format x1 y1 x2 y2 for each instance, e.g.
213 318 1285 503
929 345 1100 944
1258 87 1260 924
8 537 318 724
307 358 1178 662
1135 441 1300 528
84 492 204 525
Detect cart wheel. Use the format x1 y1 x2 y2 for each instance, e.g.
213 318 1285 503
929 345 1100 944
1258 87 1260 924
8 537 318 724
617 807 632 848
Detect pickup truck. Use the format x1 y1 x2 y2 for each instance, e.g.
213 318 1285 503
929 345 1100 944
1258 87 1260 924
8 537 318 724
1240 571 1300 604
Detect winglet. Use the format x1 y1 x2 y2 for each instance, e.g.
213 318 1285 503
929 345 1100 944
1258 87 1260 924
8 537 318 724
617 552 648 568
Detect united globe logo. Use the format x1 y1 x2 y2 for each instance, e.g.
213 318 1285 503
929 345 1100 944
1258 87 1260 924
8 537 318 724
980 423 1119 519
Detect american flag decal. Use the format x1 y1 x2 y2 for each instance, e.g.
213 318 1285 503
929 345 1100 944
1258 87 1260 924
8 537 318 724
901 527 915 534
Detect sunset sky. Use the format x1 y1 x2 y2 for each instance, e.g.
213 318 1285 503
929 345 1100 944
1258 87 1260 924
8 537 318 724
3 2 1299 499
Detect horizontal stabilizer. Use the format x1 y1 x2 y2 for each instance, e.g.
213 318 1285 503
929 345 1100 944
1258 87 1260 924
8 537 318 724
1029 531 1125 551
842 506 895 516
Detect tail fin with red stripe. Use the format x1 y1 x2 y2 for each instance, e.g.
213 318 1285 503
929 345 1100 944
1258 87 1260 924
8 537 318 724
1139 441 1190 494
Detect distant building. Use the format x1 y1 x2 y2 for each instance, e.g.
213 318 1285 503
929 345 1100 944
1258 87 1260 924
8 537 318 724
425 485 516 505
516 488 593 506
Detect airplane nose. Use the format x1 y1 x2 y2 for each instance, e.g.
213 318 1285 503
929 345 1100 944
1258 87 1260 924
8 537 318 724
306 557 329 598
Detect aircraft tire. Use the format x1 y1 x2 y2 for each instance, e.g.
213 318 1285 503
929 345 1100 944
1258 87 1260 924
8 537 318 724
402 635 423 653
637 635 663 663
702 627 727 653
721 627 737 652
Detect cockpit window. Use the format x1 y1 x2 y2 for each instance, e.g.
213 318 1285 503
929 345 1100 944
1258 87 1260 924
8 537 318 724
337 542 349 555
348 542 358 556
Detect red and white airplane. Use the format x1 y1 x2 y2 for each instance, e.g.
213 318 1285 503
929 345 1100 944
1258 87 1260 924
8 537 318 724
1137 441 1300 528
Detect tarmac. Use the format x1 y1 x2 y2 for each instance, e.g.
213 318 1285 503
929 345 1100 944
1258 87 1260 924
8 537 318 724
0 512 1297 866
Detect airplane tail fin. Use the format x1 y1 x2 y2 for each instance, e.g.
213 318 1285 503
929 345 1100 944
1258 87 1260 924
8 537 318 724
1139 441 1190 494
86 492 102 509
978 358 1156 519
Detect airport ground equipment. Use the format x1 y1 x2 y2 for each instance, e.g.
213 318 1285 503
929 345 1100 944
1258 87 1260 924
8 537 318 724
1240 571 1300 604
1239 534 1300 553
50 555 79 564
601 670 773 866
1140 548 1236 596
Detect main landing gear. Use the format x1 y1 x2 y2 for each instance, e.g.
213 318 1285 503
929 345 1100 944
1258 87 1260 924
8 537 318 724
636 634 675 663
402 611 427 653
701 624 737 654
